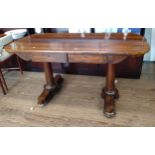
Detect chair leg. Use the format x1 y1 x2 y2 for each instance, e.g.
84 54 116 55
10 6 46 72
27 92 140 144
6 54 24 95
0 69 7 95
16 55 23 75
0 68 8 90
0 78 6 95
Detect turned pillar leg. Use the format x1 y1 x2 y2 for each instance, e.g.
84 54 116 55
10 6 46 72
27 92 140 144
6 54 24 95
44 62 55 88
101 64 119 118
37 62 64 105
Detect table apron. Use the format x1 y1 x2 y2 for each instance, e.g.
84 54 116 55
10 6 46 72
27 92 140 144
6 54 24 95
68 54 128 64
16 52 128 64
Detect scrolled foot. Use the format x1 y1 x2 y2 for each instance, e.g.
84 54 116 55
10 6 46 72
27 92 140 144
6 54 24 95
37 89 52 105
37 74 64 106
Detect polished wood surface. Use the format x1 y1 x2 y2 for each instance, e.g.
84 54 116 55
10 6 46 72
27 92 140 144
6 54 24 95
38 62 63 105
4 33 149 117
5 33 149 56
0 29 147 78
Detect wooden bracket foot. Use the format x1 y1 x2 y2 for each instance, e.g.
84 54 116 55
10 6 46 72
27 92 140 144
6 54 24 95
37 75 64 105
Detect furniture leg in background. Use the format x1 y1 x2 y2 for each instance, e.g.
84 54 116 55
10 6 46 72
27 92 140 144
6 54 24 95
16 56 23 75
0 54 23 95
0 68 8 95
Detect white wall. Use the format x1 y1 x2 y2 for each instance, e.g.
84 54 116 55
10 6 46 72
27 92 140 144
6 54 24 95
150 29 155 61
68 28 91 33
144 28 155 61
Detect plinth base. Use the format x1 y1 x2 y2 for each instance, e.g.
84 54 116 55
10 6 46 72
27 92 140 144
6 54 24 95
38 75 63 105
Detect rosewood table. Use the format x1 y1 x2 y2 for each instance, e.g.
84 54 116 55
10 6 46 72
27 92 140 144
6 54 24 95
4 33 149 118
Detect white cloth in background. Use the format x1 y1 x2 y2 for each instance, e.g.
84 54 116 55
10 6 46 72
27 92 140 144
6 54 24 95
0 34 13 57
0 34 13 46
0 49 13 61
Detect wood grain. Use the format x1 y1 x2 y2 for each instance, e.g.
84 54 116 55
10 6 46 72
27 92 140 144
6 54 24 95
4 33 149 57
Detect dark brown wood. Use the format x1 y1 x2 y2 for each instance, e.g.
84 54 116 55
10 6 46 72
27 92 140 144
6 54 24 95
101 64 118 117
0 78 6 95
0 34 6 37
16 56 23 74
4 33 149 117
44 62 55 86
38 62 64 105
21 30 145 78
1 29 146 78
68 54 128 64
5 33 149 57
6 33 149 78
0 69 8 95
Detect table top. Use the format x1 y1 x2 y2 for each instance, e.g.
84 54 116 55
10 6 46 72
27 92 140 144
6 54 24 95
4 33 150 56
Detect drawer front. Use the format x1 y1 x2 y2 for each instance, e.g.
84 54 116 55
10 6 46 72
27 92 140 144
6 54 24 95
68 54 108 64
31 53 67 63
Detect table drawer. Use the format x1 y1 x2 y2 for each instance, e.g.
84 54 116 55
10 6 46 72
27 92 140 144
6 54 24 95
68 54 107 64
31 53 68 63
